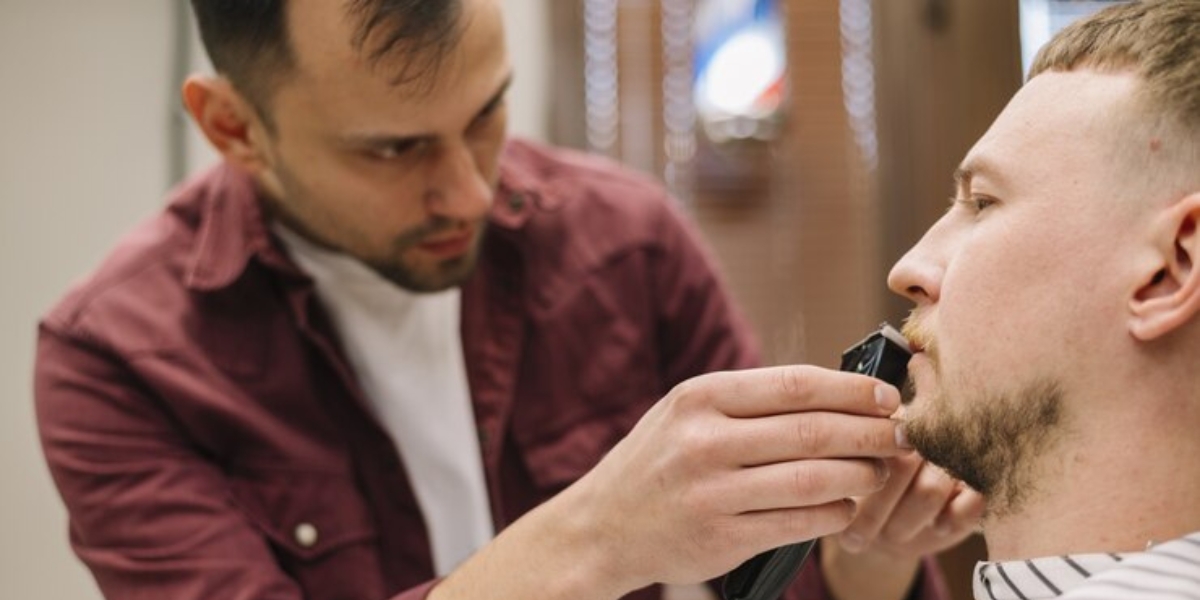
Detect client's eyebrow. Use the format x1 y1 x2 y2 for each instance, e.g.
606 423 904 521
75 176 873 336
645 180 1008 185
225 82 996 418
953 157 1007 197
953 166 973 188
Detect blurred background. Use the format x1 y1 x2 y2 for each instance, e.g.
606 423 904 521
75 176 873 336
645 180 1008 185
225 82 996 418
0 1 1124 598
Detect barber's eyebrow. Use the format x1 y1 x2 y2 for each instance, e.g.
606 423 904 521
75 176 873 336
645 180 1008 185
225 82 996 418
339 73 514 148
476 75 513 119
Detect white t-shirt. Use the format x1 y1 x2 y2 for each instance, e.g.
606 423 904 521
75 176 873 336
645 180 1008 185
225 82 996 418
273 224 494 575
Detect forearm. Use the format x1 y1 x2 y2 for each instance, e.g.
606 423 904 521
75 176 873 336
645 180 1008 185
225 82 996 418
429 484 635 600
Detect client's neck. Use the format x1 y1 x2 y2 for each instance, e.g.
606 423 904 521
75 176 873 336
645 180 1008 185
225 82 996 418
981 387 1200 561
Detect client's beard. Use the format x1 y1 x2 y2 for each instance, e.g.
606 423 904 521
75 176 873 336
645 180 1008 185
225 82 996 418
900 320 1067 517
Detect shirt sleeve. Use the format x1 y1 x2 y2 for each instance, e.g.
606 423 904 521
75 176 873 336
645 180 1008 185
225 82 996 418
33 324 436 600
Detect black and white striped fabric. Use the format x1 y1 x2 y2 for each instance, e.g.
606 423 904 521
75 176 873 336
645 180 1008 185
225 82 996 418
973 532 1200 600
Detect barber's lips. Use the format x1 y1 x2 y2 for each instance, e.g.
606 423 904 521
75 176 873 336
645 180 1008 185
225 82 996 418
417 230 475 259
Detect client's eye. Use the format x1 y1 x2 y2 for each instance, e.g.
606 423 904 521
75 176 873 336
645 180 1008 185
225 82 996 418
954 195 997 214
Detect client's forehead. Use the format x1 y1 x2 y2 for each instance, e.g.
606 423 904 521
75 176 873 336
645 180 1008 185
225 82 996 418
961 70 1141 197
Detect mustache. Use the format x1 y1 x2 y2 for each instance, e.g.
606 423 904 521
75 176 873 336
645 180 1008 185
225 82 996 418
900 313 939 361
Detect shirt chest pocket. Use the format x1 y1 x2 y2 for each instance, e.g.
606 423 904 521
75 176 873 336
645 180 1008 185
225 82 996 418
228 470 387 600
514 395 652 494
514 278 662 493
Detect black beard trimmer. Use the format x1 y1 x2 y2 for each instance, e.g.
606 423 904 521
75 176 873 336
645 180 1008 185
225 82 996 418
720 323 912 600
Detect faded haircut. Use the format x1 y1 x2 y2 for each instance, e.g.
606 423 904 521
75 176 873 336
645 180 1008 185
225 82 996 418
189 0 463 118
1030 0 1199 185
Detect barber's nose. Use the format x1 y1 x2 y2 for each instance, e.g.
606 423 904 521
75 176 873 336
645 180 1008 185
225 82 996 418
425 143 494 220
887 229 945 306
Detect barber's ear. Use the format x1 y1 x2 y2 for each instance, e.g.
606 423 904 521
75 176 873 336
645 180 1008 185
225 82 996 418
1130 192 1200 341
181 76 273 173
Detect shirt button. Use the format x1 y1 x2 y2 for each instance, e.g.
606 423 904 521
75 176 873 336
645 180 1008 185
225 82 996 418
508 193 526 212
294 523 319 548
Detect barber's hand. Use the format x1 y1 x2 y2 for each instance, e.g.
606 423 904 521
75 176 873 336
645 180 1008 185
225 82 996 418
432 366 915 600
560 365 913 596
819 452 985 600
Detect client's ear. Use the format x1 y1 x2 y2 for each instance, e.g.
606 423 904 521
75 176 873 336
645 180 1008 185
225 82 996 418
1130 192 1200 341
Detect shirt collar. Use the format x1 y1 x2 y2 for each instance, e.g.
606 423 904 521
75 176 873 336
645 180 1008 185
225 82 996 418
973 551 1130 600
183 163 287 292
492 138 552 230
183 139 546 293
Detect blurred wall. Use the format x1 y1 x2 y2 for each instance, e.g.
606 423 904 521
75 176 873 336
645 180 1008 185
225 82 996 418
0 4 176 598
0 2 549 598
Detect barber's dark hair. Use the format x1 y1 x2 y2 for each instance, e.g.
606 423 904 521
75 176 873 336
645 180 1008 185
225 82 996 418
189 0 463 111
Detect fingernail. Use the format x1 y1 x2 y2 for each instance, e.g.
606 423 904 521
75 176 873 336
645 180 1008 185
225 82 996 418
875 384 900 411
895 424 913 449
840 532 865 553
875 460 891 483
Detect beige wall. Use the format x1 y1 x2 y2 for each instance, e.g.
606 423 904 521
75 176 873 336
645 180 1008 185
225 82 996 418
0 2 548 598
1 3 174 598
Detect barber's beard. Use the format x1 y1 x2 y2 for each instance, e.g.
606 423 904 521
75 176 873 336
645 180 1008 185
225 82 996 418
368 219 485 292
267 160 486 293
900 319 1066 517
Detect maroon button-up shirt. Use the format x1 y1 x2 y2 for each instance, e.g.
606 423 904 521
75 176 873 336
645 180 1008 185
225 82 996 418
35 139 947 600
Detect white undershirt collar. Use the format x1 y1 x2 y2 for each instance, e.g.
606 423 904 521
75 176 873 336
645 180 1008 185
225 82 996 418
272 223 495 575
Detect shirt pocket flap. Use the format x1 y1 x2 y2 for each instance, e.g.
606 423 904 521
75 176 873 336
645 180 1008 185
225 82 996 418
228 470 379 562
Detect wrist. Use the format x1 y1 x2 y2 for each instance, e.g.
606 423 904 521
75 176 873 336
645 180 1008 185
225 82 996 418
544 474 646 597
431 479 641 600
819 538 921 600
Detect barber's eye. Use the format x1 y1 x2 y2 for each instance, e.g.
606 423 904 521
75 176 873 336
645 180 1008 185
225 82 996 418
370 140 426 161
471 100 505 129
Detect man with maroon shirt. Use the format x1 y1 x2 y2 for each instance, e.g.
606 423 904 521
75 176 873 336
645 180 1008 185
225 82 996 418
33 1 980 599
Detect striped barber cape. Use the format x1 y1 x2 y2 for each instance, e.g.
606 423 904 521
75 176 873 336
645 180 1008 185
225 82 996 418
973 531 1200 600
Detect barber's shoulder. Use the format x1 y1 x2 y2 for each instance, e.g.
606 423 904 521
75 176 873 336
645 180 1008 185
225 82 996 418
505 138 674 213
40 169 217 342
502 138 680 251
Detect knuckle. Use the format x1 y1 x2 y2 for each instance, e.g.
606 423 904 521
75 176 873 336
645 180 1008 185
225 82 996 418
679 485 721 521
814 499 857 533
872 459 892 489
774 366 812 399
778 500 856 542
913 468 955 501
668 375 715 413
853 459 887 494
669 377 701 405
854 421 891 453
792 415 829 453
790 464 827 499
677 419 722 465
833 499 858 525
